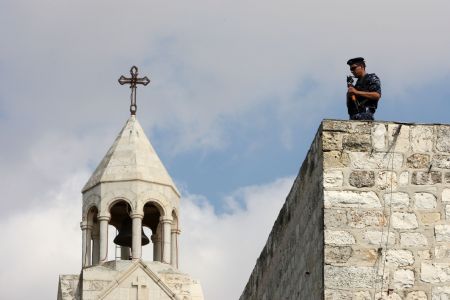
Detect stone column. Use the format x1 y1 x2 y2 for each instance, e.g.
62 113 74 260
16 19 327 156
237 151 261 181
131 213 144 260
80 221 88 267
171 229 181 268
151 231 162 262
86 225 92 266
160 217 172 264
91 228 100 265
98 216 110 264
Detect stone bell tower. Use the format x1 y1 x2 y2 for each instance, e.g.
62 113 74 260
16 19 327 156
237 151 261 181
57 67 204 300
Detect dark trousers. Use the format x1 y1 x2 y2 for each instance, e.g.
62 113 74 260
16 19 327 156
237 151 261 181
350 107 375 121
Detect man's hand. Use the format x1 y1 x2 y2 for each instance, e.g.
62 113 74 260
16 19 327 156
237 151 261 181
348 86 358 95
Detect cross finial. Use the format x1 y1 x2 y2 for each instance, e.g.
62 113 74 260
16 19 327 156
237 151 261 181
118 66 150 115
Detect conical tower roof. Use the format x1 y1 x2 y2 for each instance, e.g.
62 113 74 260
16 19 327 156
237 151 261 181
82 115 179 196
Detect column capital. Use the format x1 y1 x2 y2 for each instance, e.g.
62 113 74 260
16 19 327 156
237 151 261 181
130 212 144 219
159 217 173 224
97 215 110 222
171 229 181 234
80 222 93 230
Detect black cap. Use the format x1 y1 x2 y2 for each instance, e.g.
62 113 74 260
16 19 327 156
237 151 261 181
347 57 365 66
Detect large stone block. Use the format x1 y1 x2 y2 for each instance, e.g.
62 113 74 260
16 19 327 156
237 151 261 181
325 230 356 245
405 291 427 300
372 123 387 151
376 171 398 191
442 189 450 202
347 210 385 228
349 152 403 170
325 191 381 208
393 269 415 289
325 209 348 228
324 266 376 288
407 153 430 169
343 134 372 151
436 125 450 152
432 154 450 169
411 171 442 185
411 125 434 152
414 192 437 209
324 170 344 188
421 262 450 283
392 212 419 230
400 232 428 247
435 224 450 242
323 132 343 151
384 192 410 208
386 249 414 266
349 171 375 188
325 246 352 264
363 231 396 245
324 151 350 168
388 124 411 152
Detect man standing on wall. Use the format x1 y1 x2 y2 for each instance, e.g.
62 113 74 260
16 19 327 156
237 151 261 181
346 57 382 120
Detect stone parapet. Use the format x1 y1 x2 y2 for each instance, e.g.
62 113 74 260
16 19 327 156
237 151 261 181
241 120 450 300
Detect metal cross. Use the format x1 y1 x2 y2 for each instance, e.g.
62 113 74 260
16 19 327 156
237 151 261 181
118 66 150 115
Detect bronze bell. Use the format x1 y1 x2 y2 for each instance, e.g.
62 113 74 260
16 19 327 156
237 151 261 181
113 217 150 247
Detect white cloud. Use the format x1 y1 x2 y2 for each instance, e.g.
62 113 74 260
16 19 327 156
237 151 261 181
0 172 293 300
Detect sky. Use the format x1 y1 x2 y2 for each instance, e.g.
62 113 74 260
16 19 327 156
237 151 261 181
1 0 450 299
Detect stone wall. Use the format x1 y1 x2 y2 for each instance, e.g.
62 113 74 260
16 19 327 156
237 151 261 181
240 129 324 300
324 120 450 299
241 120 450 300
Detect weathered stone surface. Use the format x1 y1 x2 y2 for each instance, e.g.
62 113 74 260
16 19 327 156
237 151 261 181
419 212 441 224
411 171 442 185
324 266 376 288
325 246 352 264
323 120 352 132
349 152 403 170
414 192 437 209
388 124 411 152
442 189 450 202
374 291 402 300
411 125 434 152
435 225 450 242
399 171 409 186
325 289 371 300
364 231 396 245
324 170 344 188
434 245 450 259
384 192 410 208
349 171 375 188
343 134 372 151
392 212 419 229
325 191 381 208
445 172 450 183
325 230 356 245
421 262 450 283
325 209 348 227
436 125 450 152
347 248 378 266
393 269 415 289
372 123 387 151
324 151 350 168
432 286 450 300
348 210 385 228
354 123 373 134
407 153 430 169
323 132 343 151
401 232 428 247
386 249 414 266
417 250 431 260
446 205 450 220
376 171 398 190
405 291 427 300
432 154 450 169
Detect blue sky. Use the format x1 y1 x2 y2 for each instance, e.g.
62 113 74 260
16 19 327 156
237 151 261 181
1 0 450 299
